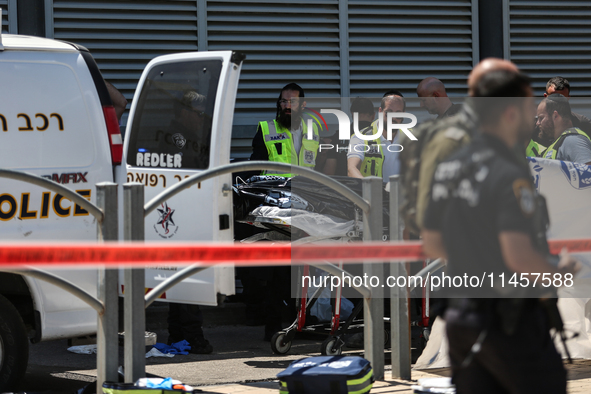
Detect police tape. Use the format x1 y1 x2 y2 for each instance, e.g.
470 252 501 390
548 239 591 255
0 241 423 268
0 239 589 269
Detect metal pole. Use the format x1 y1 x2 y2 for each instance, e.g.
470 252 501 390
143 161 369 216
123 183 145 383
362 177 384 380
96 182 119 391
389 175 411 379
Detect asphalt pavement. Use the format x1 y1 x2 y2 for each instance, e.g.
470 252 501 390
23 322 344 392
15 302 591 393
19 302 328 392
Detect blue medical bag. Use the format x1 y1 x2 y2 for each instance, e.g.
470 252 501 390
277 355 373 394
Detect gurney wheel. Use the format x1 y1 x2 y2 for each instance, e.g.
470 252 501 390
321 337 342 356
422 327 430 342
418 327 430 352
271 331 292 355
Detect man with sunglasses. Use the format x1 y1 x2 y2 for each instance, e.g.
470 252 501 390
248 83 321 340
250 83 320 177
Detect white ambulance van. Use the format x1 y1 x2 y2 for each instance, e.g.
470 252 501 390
0 32 241 389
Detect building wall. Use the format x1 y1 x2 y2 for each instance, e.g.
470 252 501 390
504 0 591 96
4 0 591 157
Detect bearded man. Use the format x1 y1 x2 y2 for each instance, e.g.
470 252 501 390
250 83 320 177
536 94 591 164
247 83 321 340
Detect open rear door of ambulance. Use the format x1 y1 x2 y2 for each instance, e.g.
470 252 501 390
116 51 244 305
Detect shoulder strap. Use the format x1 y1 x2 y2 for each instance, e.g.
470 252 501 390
548 128 581 154
362 124 376 136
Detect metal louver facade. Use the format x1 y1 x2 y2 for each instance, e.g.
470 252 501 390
0 2 6 33
50 0 201 128
1 0 15 34
505 0 591 96
207 1 341 130
0 2 7 33
348 0 479 98
206 0 342 154
47 0 479 157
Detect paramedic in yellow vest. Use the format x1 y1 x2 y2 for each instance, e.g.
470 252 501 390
525 138 546 158
544 76 591 136
347 91 405 182
250 83 320 177
527 77 591 158
536 94 591 165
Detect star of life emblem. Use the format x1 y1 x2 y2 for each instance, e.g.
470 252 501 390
154 202 179 238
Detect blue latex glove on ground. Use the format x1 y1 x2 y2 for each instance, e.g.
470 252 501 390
153 340 191 355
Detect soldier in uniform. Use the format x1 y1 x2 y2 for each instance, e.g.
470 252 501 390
400 58 520 237
422 70 580 393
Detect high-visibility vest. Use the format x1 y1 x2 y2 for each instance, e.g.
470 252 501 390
525 139 546 157
541 127 591 160
260 119 319 177
352 122 384 178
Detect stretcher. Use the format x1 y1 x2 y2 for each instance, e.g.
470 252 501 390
232 175 423 355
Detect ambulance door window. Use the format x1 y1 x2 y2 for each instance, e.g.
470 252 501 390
127 59 222 170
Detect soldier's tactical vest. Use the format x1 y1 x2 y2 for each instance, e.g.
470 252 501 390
399 108 476 236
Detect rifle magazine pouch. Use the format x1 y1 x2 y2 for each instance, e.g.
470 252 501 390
277 356 373 394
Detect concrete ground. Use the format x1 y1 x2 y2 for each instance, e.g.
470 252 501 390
197 361 591 393
18 302 591 393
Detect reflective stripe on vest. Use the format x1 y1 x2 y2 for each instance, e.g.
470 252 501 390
542 127 591 160
260 119 319 177
525 139 546 157
353 123 384 178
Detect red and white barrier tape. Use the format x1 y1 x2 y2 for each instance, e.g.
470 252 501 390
0 239 588 269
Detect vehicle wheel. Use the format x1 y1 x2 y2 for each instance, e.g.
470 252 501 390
270 331 291 355
0 294 29 391
321 337 342 356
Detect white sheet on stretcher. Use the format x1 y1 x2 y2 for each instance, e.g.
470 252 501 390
249 206 356 237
